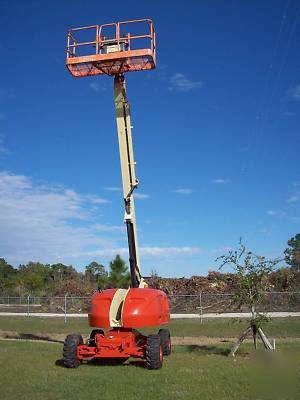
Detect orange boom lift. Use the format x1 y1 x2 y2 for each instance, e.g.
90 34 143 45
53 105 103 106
63 19 171 369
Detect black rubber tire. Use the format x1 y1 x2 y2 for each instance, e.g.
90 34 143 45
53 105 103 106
145 334 163 369
63 334 83 368
159 329 171 356
89 329 104 346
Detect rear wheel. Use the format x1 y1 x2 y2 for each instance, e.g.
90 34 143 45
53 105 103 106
145 334 163 369
63 334 83 368
159 329 171 356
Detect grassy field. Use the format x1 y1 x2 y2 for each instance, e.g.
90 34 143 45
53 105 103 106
0 317 299 399
0 340 299 400
0 316 299 338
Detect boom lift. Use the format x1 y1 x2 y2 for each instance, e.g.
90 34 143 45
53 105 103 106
63 19 171 369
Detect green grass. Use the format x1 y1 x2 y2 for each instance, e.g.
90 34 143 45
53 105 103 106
0 316 299 338
0 340 299 400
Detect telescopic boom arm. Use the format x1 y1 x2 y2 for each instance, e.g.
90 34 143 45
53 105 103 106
113 74 146 289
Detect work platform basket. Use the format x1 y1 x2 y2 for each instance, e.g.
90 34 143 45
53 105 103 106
66 19 156 77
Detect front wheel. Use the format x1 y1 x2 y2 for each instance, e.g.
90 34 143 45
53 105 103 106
159 329 171 356
63 334 83 368
145 334 163 369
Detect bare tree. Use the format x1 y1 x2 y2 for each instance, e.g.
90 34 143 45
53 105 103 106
217 240 281 356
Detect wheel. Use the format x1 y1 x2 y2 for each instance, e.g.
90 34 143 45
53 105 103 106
145 334 163 369
159 329 171 356
88 329 104 346
63 334 83 368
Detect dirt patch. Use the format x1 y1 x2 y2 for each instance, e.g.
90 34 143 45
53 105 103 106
171 336 234 345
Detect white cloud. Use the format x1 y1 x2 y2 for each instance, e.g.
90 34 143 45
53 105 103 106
141 247 200 256
266 209 286 217
85 194 108 205
0 171 200 268
75 246 201 259
104 187 122 192
0 171 116 266
288 84 300 100
134 192 149 200
174 188 193 194
168 73 203 92
213 178 230 184
210 246 233 256
89 82 106 92
287 195 299 203
91 223 125 233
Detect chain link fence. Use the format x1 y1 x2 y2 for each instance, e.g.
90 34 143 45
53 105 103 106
0 292 299 322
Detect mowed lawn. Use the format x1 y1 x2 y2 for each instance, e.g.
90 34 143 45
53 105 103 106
0 317 299 400
0 316 299 338
0 340 299 400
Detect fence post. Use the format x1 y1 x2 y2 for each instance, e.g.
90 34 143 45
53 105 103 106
27 294 30 317
64 295 67 323
199 292 203 324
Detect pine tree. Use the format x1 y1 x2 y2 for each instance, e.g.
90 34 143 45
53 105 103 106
284 234 300 272
108 255 130 288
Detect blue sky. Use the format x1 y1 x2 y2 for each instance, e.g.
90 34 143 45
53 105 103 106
0 0 299 276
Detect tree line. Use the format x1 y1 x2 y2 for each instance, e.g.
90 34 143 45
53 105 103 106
0 234 299 296
0 255 130 296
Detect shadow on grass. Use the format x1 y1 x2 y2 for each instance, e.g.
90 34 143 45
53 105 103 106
127 360 148 369
186 344 231 356
55 357 147 369
55 359 65 367
86 358 129 366
4 332 63 343
185 344 252 357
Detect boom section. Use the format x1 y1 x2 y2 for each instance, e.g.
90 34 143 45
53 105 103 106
113 74 145 288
